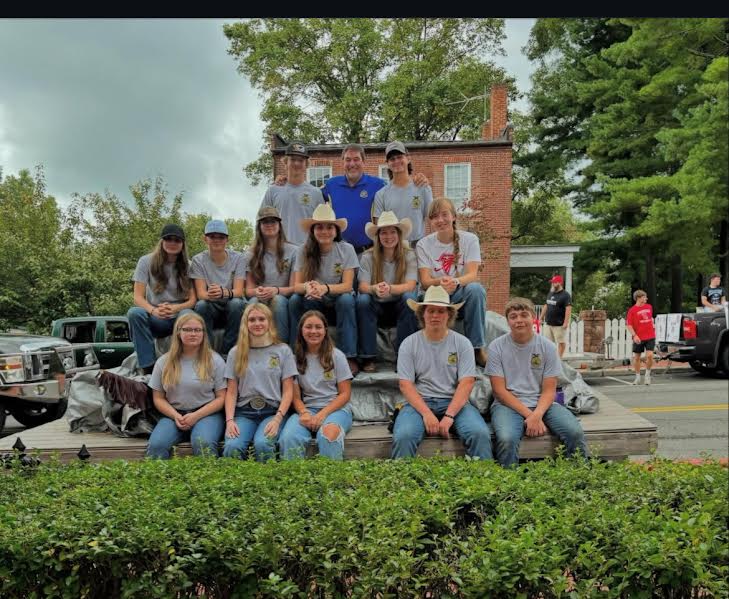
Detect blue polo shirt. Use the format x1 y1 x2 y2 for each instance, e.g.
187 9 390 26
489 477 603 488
322 174 386 248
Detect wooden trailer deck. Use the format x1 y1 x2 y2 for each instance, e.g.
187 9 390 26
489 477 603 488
0 395 656 463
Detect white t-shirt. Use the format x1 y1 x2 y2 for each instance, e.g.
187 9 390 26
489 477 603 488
415 230 481 278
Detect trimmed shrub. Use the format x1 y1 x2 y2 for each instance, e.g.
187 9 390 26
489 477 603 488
0 456 727 598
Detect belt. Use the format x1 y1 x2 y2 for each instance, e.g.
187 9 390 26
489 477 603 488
238 396 276 410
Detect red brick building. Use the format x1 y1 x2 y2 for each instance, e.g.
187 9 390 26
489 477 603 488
271 85 513 314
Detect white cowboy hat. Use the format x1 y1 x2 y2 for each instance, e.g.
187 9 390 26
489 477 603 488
364 211 413 242
407 285 464 312
300 203 348 233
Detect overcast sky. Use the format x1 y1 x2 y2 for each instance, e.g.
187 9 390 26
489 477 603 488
0 18 535 224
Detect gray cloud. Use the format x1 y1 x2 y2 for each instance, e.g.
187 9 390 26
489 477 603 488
0 18 534 224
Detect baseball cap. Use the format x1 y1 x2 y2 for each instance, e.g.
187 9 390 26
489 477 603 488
160 223 185 241
285 141 309 158
256 206 282 222
204 219 229 236
385 140 407 158
550 275 564 284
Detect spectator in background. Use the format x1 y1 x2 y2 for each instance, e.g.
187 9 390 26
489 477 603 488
701 273 726 312
190 219 247 358
626 289 656 386
539 274 572 358
260 142 324 245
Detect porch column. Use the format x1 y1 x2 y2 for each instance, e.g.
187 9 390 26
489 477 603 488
566 266 573 297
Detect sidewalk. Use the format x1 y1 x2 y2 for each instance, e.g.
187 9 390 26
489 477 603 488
568 357 692 378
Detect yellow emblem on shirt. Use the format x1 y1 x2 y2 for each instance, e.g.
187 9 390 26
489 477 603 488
360 190 368 198
281 258 290 271
323 370 335 381
530 353 542 367
411 195 421 208
301 193 311 206
447 352 458 365
268 355 280 368
333 262 343 275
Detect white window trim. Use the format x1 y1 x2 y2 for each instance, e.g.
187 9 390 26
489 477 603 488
444 162 472 212
307 166 332 187
378 164 390 184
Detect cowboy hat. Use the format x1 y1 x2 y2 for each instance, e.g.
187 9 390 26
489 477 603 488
364 211 412 241
407 285 464 312
300 203 348 233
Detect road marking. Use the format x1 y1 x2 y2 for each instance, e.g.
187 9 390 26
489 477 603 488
604 376 632 385
631 404 728 414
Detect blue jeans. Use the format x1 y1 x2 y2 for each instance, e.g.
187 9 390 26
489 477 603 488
356 292 419 358
146 412 225 459
279 407 353 460
448 282 487 349
194 298 246 356
490 401 589 468
127 306 194 369
221 407 288 462
248 295 290 345
288 292 357 357
391 398 493 460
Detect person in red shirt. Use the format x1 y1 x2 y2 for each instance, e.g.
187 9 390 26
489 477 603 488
626 289 656 385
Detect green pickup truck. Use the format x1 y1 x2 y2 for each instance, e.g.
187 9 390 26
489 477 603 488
51 316 135 370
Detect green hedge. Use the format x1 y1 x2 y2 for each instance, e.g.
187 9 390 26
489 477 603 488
0 456 727 598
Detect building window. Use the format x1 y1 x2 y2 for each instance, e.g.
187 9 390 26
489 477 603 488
444 163 471 210
379 164 390 184
307 166 332 188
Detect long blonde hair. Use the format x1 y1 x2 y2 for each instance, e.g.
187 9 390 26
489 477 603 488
428 198 461 275
233 303 281 376
368 226 408 285
162 312 214 387
149 238 192 296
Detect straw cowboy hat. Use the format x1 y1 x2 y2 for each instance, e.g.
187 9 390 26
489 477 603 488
407 285 464 312
364 211 412 241
300 203 348 233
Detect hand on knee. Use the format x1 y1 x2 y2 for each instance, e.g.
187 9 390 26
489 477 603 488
322 423 341 442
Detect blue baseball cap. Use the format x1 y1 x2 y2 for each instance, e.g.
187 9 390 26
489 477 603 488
204 219 229 236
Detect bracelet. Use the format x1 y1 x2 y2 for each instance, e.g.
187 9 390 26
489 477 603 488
225 418 234 423
443 414 455 420
274 286 280 295
325 284 331 294
275 410 285 417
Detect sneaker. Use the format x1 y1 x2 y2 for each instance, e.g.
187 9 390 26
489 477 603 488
644 371 651 385
631 374 641 385
347 358 360 377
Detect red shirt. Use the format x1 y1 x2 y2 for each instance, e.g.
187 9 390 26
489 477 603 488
627 303 655 341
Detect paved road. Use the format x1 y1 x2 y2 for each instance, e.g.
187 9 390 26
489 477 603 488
585 369 728 460
0 414 24 439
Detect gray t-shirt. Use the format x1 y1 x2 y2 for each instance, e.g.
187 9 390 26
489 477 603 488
486 333 562 409
373 181 433 241
293 241 358 285
224 343 298 408
260 183 325 245
297 347 353 410
132 253 189 305
416 230 481 278
190 250 247 302
397 330 476 400
149 352 227 411
243 243 298 288
358 249 417 303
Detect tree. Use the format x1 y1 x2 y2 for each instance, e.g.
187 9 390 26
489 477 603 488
224 18 512 184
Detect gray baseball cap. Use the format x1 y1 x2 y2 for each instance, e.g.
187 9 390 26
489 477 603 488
385 140 407 158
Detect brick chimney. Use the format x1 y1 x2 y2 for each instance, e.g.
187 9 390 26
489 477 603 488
481 84 508 140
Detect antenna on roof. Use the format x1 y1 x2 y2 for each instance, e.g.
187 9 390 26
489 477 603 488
445 86 489 121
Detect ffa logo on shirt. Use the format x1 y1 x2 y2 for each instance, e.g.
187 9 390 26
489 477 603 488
411 195 421 208
360 190 368 198
268 355 280 368
301 194 311 206
447 352 458 366
323 370 335 381
530 353 542 367
333 262 343 275
281 258 290 271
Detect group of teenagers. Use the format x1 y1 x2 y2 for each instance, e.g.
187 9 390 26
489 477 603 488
126 141 588 467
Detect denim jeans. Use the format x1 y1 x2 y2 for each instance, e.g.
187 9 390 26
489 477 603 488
221 407 288 462
391 398 493 460
146 411 225 459
127 306 194 369
449 282 487 349
288 292 357 357
248 295 290 345
279 407 353 460
490 400 589 468
194 298 246 356
356 292 419 358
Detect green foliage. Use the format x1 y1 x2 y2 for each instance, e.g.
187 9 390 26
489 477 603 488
0 457 726 598
0 169 254 332
224 18 512 184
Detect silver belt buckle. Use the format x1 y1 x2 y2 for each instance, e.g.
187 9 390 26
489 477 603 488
250 396 266 410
